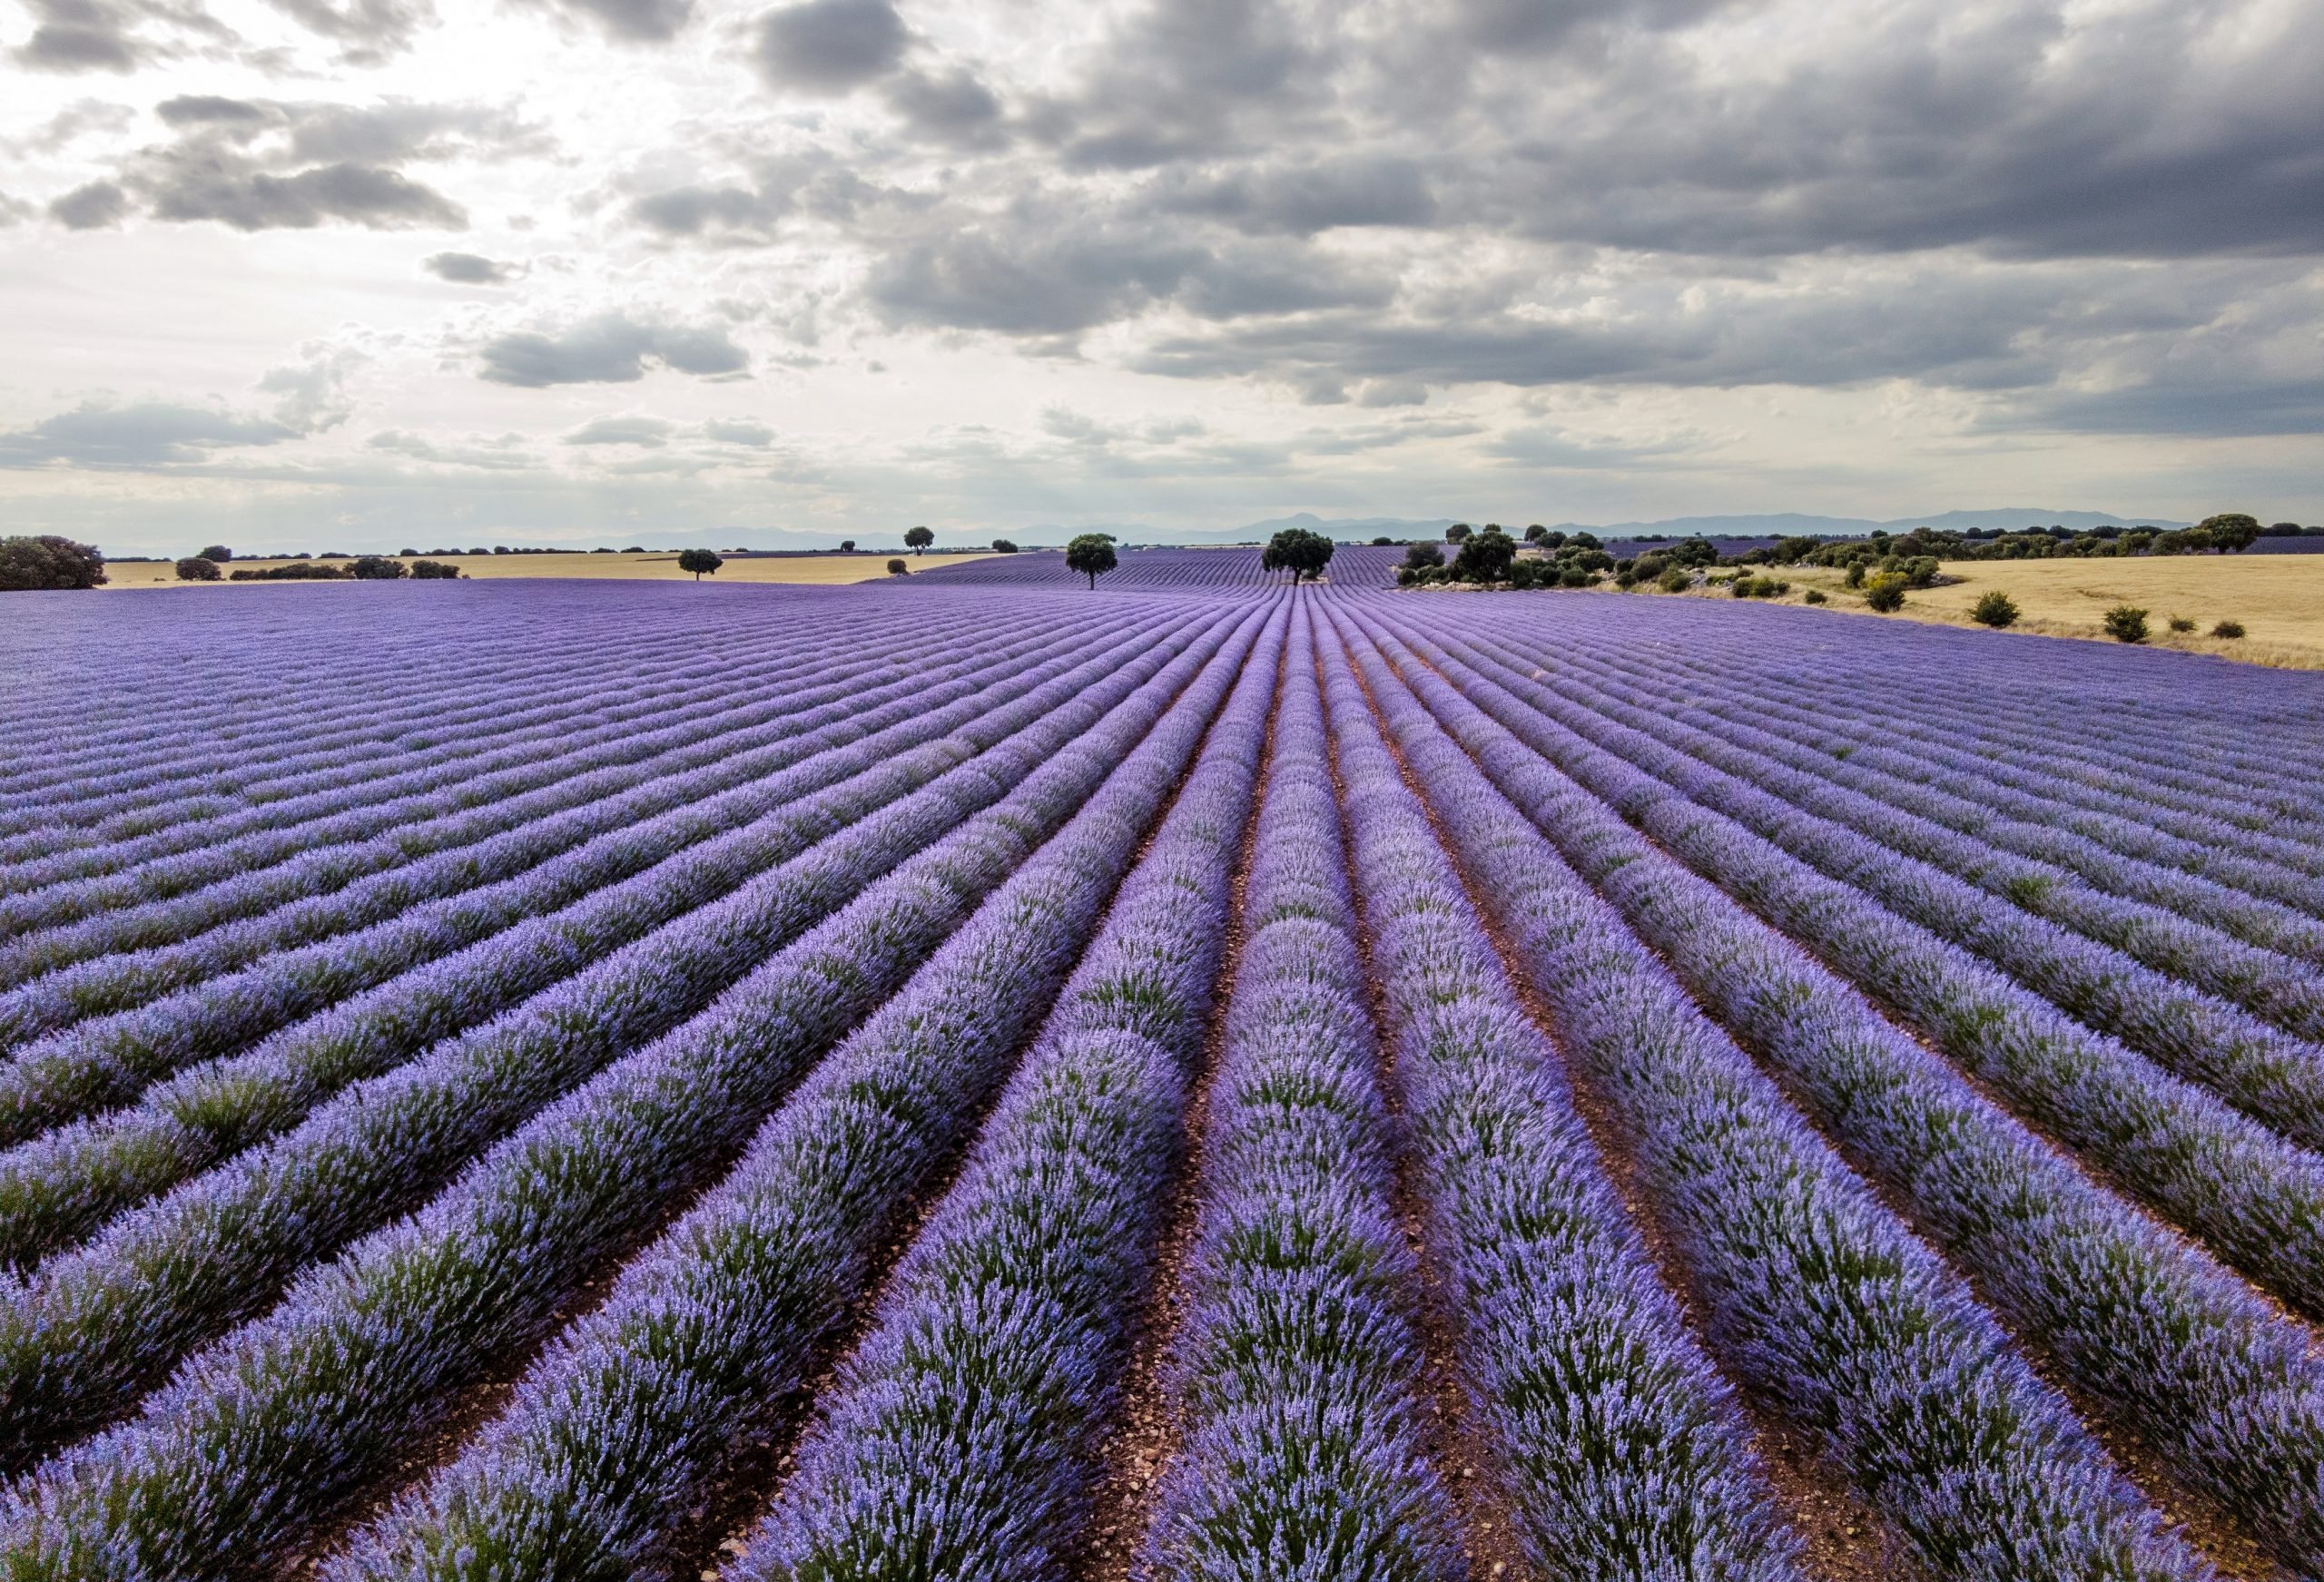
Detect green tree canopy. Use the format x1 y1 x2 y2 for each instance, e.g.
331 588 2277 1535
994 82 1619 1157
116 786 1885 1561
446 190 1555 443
1261 526 1334 582
0 536 106 591
1065 533 1118 589
677 548 724 581
904 526 934 555
2198 513 2261 553
1451 526 1516 583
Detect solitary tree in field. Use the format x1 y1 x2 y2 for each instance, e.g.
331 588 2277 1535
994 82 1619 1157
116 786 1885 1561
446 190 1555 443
1262 526 1334 582
1970 590 2019 628
1065 533 1118 589
200 545 232 563
175 555 222 582
992 538 1019 554
677 548 724 581
905 526 934 555
839 539 856 552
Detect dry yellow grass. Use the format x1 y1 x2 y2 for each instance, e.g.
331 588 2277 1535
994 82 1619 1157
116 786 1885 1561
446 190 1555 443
1768 555 2324 670
101 551 1000 589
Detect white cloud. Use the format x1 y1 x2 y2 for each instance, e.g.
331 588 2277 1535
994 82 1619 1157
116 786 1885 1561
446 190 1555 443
0 0 2316 553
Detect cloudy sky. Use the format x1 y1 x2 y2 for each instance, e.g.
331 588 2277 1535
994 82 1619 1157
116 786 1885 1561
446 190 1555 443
1 0 2318 554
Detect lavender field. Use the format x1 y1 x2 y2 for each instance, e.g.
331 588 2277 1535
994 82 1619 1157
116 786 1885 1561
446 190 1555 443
3 565 2322 1582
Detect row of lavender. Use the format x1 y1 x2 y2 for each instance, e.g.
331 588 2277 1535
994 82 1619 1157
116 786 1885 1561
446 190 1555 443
2 576 2320 1579
0 583 895 820
0 597 1244 1461
1338 600 2324 1574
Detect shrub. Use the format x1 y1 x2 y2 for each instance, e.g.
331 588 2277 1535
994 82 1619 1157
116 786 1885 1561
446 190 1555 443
1862 574 1908 612
1658 565 1691 594
349 555 409 581
2212 620 2246 639
0 536 107 591
2167 614 2196 633
199 545 232 563
886 557 908 575
1845 561 1867 588
1064 533 1117 589
1971 590 2019 628
408 560 462 580
1403 543 1444 572
1803 588 1827 604
1451 526 1517 583
174 556 222 583
230 562 350 580
904 526 934 555
676 549 723 582
1371 535 1395 545
2102 604 2149 644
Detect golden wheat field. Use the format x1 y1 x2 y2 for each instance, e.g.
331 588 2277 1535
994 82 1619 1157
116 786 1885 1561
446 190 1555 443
1776 554 2324 669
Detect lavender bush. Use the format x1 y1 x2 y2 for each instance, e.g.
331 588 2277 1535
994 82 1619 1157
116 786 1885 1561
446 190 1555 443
1315 615 1801 1582
1394 618 2324 1322
730 620 1278 1581
0 618 1179 1148
0 613 1197 1267
0 612 1234 1475
1364 608 2324 1573
329 608 1279 1582
1325 604 2207 1582
1140 604 1462 1582
0 614 1114 1031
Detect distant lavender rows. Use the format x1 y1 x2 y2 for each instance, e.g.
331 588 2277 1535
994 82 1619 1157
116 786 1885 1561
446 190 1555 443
0 576 2319 1580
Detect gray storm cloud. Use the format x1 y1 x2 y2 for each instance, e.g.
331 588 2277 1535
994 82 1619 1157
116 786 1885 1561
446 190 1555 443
478 313 751 387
